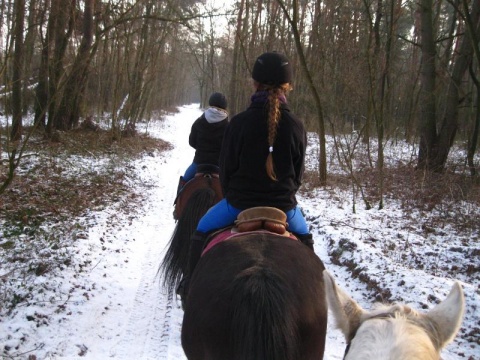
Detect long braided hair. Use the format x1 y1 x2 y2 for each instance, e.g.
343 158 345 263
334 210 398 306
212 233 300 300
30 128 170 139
265 83 292 181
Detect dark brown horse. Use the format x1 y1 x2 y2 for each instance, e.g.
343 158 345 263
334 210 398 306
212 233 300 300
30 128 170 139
160 185 327 359
182 233 327 360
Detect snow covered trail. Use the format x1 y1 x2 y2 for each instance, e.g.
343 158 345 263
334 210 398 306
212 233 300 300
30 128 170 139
96 105 200 359
72 106 199 359
2 104 341 360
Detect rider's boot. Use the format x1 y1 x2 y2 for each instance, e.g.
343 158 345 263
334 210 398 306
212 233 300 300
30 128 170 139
295 233 315 251
176 176 187 196
186 230 208 276
173 176 187 219
176 230 208 304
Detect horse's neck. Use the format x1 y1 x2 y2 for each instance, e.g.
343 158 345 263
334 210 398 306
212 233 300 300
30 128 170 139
345 318 439 360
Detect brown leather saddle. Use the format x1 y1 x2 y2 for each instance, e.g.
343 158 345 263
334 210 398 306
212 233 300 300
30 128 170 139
201 207 294 256
234 206 289 235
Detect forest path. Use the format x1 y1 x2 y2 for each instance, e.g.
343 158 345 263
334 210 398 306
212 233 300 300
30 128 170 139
73 106 199 359
104 106 199 359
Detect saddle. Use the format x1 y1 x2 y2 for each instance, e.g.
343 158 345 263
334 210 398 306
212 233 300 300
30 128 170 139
202 207 294 256
234 206 288 235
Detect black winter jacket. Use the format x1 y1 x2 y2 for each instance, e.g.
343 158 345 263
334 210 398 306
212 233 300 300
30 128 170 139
189 111 228 166
219 101 306 211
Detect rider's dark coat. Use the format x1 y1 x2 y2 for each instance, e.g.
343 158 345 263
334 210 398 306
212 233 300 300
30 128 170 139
219 100 306 212
190 112 228 166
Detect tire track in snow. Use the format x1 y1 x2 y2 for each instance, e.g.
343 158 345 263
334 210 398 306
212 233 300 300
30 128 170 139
108 106 200 359
107 210 174 359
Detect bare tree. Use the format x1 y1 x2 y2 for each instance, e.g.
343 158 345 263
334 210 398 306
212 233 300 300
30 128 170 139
10 0 25 141
277 0 328 184
46 0 76 134
462 0 480 176
34 0 50 128
56 0 95 130
418 0 480 172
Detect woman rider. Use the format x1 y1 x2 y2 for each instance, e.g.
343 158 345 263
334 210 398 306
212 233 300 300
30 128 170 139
178 52 314 299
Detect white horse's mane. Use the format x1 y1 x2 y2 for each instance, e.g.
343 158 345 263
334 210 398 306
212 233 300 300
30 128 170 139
348 305 440 359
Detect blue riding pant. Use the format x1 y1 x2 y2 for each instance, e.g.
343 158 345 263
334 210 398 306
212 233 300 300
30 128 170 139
196 198 309 235
183 162 198 182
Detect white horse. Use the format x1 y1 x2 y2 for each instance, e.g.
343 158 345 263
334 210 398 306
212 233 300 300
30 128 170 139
323 270 465 360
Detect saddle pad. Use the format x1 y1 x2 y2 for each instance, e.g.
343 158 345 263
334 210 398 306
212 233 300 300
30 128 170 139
201 229 298 257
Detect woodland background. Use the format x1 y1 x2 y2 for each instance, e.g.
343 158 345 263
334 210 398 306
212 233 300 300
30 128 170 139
0 1 479 357
0 0 479 194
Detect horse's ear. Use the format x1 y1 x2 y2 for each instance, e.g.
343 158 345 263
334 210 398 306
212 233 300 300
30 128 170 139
323 270 365 341
426 282 465 349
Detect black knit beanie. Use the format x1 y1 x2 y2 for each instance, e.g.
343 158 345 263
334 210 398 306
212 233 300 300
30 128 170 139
208 92 228 110
252 52 293 86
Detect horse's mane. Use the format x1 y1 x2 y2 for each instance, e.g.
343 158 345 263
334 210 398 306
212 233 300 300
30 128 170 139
349 304 442 360
230 264 300 360
350 317 438 360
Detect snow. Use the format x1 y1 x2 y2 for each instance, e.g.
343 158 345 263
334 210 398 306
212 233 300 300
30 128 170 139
1 104 479 359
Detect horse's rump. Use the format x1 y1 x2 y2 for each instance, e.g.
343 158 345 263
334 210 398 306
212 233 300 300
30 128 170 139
182 234 327 360
174 171 222 220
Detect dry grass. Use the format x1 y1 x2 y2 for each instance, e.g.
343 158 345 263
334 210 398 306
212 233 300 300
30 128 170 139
302 164 480 305
302 165 480 234
1 128 171 225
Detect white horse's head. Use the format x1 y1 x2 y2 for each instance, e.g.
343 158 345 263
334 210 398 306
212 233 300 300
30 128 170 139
323 270 465 360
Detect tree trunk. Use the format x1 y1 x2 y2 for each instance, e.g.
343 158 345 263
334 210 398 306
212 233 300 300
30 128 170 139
10 0 25 142
418 0 480 171
417 0 438 170
431 0 479 170
57 0 95 130
46 0 75 133
468 65 479 176
463 0 480 176
228 0 245 116
34 1 50 128
23 0 38 115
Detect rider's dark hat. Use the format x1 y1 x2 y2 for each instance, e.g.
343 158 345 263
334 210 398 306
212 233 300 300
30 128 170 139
208 92 228 110
252 52 293 86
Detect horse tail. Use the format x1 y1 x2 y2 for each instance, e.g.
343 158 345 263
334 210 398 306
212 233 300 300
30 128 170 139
231 266 299 360
159 187 216 295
